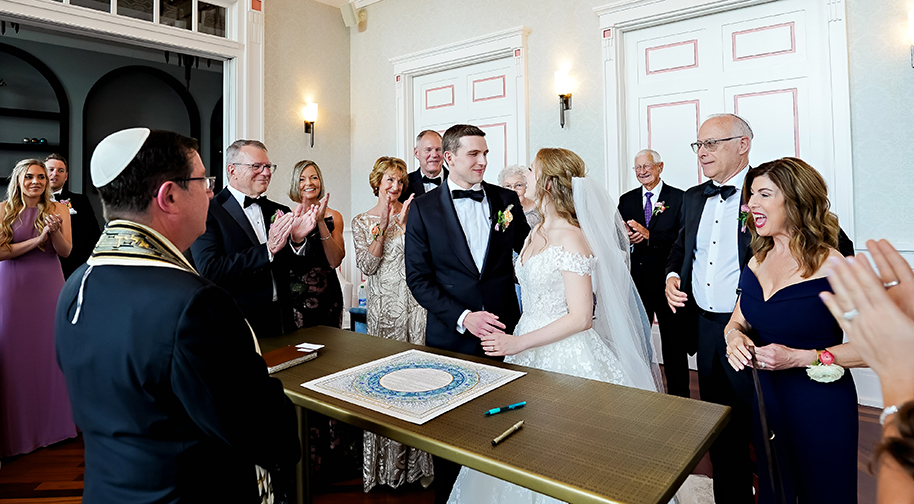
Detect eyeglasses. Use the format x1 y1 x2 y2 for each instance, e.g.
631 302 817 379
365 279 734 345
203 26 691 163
632 163 657 172
175 176 216 191
234 163 277 174
503 182 526 191
690 136 742 153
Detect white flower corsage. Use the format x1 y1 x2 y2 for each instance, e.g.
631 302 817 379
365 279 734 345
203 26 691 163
806 349 844 383
59 199 77 215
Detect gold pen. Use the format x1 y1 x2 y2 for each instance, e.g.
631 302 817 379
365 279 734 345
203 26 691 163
491 420 524 446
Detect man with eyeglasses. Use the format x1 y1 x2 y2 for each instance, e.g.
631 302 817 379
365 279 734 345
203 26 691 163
617 149 689 399
56 128 300 503
191 139 321 339
400 129 448 203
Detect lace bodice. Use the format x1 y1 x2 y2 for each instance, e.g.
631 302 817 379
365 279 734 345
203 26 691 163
514 246 596 335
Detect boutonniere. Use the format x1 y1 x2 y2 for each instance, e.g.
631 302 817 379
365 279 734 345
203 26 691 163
738 205 750 232
495 204 514 232
59 199 77 215
270 209 285 224
651 201 668 217
806 349 844 383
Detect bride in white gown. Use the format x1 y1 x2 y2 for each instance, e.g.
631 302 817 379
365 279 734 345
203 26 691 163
447 148 712 504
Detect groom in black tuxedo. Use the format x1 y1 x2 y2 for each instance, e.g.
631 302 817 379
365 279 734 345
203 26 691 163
405 124 530 503
617 149 690 398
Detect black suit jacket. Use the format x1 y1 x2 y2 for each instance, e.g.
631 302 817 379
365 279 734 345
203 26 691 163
618 182 684 288
190 187 301 336
55 188 102 279
405 182 530 356
399 168 448 203
56 263 300 504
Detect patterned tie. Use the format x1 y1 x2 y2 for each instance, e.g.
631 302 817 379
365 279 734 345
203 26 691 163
644 191 653 226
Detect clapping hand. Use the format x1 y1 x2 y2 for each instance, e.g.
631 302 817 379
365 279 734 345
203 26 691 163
290 202 320 244
267 212 294 254
398 194 415 228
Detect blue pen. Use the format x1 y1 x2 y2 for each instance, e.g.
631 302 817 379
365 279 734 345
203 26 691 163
484 401 527 416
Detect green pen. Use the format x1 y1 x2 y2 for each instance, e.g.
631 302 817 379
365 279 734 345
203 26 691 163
484 401 526 416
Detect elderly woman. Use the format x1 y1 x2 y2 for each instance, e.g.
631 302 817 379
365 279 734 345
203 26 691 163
351 156 433 491
822 239 914 504
287 160 345 328
723 157 864 503
352 157 433 492
0 159 76 457
498 164 540 228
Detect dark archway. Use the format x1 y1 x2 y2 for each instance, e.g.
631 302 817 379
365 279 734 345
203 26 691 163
82 65 201 222
210 97 223 192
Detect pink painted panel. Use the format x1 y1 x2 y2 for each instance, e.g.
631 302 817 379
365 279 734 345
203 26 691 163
646 100 702 183
425 85 455 110
472 75 507 102
478 122 508 167
733 88 800 156
645 39 699 75
732 22 796 62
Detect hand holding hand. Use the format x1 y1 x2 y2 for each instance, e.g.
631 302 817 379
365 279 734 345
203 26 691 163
463 311 506 338
480 331 522 356
267 212 293 254
398 194 415 228
725 329 754 371
753 343 802 371
626 220 649 242
665 276 688 312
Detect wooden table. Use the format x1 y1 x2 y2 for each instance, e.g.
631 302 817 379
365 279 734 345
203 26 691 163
262 326 728 504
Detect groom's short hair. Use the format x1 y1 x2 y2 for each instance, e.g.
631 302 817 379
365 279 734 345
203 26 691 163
442 124 486 155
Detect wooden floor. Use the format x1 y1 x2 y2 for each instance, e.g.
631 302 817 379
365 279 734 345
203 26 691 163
0 371 880 503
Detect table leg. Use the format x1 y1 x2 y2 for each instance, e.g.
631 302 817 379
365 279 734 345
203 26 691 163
296 406 311 504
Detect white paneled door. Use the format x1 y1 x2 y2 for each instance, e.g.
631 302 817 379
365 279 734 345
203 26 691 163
412 57 519 184
622 0 838 202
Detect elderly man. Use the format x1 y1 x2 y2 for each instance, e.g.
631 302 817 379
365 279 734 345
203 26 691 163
617 149 688 398
400 129 447 202
56 129 300 503
191 140 321 338
45 153 101 279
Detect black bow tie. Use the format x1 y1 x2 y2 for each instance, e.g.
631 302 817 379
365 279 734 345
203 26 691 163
703 184 737 201
452 189 484 202
422 176 442 186
243 195 265 208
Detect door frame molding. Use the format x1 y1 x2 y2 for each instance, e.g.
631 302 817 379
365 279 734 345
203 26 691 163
594 0 854 240
390 26 530 166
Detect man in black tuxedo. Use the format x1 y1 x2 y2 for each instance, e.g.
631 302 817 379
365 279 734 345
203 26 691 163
46 154 102 279
56 128 300 503
191 140 320 339
399 129 448 203
617 149 689 398
405 124 530 502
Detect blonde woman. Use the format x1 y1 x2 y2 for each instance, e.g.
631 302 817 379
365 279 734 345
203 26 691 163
287 160 345 328
351 156 433 491
0 159 76 457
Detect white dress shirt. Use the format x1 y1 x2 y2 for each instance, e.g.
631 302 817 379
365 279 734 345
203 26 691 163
447 178 491 332
422 174 443 194
226 185 279 300
642 179 665 216
692 168 749 313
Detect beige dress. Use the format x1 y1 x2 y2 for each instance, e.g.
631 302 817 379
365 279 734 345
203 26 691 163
351 212 433 492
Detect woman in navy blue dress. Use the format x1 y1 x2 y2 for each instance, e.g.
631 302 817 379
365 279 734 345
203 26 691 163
722 158 865 503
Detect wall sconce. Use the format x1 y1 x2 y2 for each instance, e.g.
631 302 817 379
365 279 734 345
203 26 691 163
555 69 573 128
302 103 318 148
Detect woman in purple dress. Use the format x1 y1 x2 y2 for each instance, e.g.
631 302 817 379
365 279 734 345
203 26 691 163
0 159 76 458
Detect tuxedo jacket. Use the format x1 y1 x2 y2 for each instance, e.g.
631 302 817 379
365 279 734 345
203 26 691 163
55 188 102 279
190 187 300 335
405 182 530 356
399 167 449 203
56 263 300 503
618 182 684 290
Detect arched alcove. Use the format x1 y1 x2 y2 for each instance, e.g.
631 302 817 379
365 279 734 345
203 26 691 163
0 42 69 193
210 97 223 192
82 65 201 220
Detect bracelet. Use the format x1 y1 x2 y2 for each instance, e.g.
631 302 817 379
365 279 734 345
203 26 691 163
724 327 738 343
880 404 899 426
320 235 331 241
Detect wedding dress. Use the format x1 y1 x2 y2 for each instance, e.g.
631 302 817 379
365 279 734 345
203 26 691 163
446 177 713 504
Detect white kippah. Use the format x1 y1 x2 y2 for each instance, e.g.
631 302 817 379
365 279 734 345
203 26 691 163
91 127 151 187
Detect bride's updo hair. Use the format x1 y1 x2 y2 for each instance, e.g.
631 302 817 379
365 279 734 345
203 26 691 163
534 148 585 227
